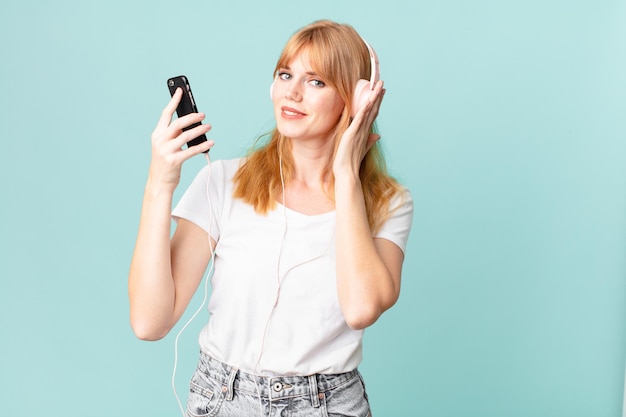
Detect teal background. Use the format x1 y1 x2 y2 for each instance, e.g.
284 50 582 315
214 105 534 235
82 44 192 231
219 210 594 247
1 0 625 416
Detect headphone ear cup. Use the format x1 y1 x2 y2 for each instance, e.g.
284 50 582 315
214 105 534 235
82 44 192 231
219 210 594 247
351 79 372 117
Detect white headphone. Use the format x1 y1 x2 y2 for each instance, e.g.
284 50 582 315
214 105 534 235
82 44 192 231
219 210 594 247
270 38 380 118
351 38 380 117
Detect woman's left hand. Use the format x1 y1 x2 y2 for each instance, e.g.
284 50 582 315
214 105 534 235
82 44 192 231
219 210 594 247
333 80 386 177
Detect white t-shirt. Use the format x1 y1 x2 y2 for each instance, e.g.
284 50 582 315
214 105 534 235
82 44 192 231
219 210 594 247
172 158 413 376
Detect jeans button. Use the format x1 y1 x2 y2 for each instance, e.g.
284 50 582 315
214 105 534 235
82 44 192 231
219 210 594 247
272 382 283 392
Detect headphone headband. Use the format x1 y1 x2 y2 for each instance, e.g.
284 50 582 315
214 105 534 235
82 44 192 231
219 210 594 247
361 38 380 89
350 37 381 117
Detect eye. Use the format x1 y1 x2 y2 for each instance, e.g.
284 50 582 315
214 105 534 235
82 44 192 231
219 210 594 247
309 79 326 88
278 71 291 80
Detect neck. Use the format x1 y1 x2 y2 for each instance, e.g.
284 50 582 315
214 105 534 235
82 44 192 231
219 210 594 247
287 140 334 187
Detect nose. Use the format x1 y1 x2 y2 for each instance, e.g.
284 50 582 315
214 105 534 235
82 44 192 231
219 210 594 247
284 81 302 101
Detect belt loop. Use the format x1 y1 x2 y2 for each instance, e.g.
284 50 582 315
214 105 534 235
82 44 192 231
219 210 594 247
225 367 238 401
308 374 320 408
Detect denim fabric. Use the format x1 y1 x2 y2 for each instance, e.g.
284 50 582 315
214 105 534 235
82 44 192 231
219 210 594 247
186 352 372 417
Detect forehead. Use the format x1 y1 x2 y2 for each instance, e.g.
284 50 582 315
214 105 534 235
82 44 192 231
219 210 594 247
278 43 325 73
283 50 316 72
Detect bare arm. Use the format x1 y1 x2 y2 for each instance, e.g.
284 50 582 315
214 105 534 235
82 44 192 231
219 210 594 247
128 89 214 340
334 81 405 330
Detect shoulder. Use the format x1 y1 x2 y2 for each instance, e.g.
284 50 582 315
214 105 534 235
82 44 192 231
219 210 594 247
192 157 245 186
389 186 413 217
376 186 414 253
210 157 245 177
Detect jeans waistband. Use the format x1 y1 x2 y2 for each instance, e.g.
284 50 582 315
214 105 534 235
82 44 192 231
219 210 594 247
197 351 359 403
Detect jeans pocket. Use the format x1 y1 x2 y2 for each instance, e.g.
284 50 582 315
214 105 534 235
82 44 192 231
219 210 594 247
186 372 224 417
323 374 371 417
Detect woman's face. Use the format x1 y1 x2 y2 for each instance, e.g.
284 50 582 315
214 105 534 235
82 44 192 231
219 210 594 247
272 49 345 146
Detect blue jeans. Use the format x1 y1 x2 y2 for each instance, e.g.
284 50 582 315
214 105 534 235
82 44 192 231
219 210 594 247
186 352 372 417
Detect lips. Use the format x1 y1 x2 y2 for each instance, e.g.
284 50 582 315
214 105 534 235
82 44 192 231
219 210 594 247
281 106 306 118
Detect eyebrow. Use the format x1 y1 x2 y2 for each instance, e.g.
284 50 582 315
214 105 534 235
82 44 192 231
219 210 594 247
279 66 320 77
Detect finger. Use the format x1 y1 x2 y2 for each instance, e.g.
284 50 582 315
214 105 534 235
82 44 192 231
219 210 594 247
156 88 183 131
367 83 385 115
365 133 381 153
169 139 215 167
157 112 207 148
181 139 215 158
360 85 385 130
169 111 207 133
352 82 385 127
162 113 212 151
170 123 212 152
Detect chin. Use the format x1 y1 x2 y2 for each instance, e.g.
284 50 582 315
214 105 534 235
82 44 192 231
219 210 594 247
275 124 300 140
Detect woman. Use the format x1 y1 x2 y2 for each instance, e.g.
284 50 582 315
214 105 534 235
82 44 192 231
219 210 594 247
129 19 413 417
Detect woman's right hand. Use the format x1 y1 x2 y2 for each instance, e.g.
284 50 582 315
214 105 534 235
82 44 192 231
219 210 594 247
129 88 214 340
148 87 214 191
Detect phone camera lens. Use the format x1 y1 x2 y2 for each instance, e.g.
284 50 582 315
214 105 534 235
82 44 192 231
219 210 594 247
168 80 174 87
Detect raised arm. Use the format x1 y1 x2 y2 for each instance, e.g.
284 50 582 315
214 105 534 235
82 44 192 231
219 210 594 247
128 89 214 340
333 81 405 330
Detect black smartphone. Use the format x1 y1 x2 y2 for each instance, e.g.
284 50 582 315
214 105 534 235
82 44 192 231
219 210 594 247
167 75 208 151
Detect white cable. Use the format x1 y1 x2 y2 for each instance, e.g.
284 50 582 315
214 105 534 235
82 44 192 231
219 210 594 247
172 152 216 417
251 153 335 416
252 153 288 416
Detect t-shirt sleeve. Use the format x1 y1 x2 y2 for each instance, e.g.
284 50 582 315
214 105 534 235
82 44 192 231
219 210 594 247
171 161 226 243
375 187 414 254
